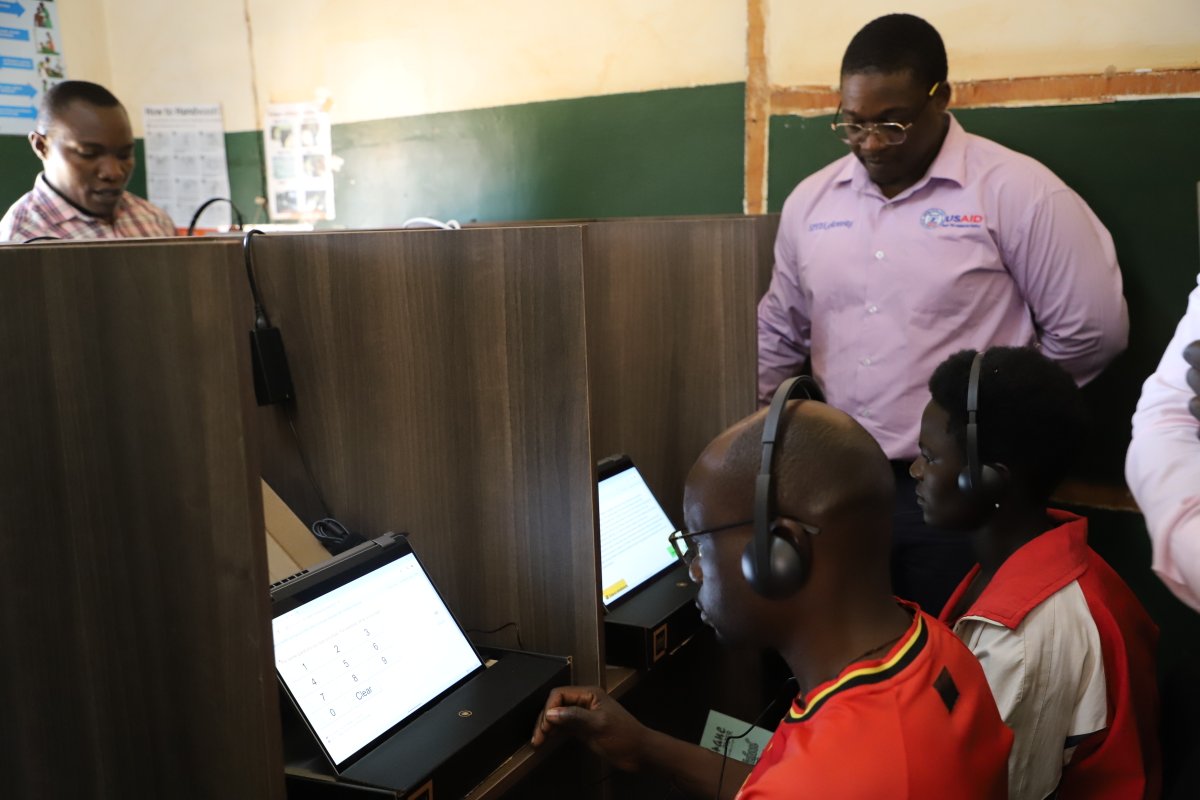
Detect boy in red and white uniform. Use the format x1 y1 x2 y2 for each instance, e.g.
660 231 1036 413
911 347 1160 799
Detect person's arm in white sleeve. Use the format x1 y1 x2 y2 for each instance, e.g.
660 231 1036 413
1127 276 1200 612
1003 187 1128 385
757 219 812 406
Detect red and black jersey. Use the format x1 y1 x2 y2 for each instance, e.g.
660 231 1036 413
736 605 1011 799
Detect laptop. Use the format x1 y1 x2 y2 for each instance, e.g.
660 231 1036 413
271 533 567 795
597 455 701 667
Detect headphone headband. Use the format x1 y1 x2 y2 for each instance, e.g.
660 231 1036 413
749 376 824 598
964 351 984 491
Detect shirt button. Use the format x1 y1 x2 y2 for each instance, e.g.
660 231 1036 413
862 357 872 366
874 250 885 260
860 408 872 418
868 305 879 314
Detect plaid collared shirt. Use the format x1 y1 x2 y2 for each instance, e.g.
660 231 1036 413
0 173 178 242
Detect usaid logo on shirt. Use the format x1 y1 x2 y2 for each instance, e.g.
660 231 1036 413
920 208 984 229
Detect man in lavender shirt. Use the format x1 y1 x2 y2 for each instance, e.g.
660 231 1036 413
758 14 1128 615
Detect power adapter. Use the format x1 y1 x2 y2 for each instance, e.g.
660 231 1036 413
250 325 294 406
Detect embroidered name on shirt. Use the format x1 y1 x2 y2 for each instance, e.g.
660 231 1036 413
808 219 854 232
920 208 984 229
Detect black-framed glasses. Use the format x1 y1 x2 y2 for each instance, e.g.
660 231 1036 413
668 517 820 565
830 81 940 146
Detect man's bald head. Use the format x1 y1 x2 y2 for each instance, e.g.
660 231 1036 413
681 401 899 655
688 400 894 528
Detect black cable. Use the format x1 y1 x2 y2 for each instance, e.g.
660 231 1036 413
465 621 524 651
285 408 332 519
310 516 365 555
187 197 245 235
714 676 796 800
22 236 62 243
242 229 271 329
310 517 349 540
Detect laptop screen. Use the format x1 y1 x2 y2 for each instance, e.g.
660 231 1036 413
272 538 484 767
597 457 679 607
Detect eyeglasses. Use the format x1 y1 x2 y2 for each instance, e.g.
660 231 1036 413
668 517 820 566
830 82 940 146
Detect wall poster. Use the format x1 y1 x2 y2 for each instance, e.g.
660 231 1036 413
263 101 335 222
0 0 66 135
143 104 233 229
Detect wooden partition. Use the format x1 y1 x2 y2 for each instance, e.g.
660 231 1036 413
583 216 776 523
250 227 603 683
0 239 283 798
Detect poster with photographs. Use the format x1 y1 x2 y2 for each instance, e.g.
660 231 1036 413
0 0 66 135
142 104 232 229
264 102 335 222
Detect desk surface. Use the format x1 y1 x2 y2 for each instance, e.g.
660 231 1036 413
463 664 639 798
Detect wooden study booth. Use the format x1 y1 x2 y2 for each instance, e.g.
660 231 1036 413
3 215 776 796
247 216 781 795
249 215 777 674
0 238 283 798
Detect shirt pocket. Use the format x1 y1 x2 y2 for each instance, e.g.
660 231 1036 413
904 229 1009 328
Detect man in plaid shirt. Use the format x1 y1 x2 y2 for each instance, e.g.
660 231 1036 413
1 81 176 242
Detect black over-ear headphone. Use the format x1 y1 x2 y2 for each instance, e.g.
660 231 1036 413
743 376 825 599
957 351 1005 499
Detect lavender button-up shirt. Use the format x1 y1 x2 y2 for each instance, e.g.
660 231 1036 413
1127 275 1200 611
758 114 1127 460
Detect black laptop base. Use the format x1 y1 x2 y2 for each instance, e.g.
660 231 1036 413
605 562 702 670
283 650 570 799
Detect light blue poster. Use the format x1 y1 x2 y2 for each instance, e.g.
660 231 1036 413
0 0 65 135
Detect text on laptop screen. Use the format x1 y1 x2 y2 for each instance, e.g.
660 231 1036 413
598 463 679 605
273 553 482 765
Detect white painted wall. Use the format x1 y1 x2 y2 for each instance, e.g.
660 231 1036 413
56 1 1200 135
246 0 747 128
769 0 1200 88
58 0 112 88
73 0 745 133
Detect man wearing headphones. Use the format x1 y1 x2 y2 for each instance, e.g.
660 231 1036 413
532 386 1011 798
911 347 1159 799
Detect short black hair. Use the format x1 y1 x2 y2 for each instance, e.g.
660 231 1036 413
928 347 1084 502
37 80 123 134
841 14 948 89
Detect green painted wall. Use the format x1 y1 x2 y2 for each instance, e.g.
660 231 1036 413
1 134 40 207
3 84 743 228
769 99 1200 481
224 130 267 225
328 82 746 227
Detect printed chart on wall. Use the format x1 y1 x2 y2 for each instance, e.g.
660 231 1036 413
143 105 233 230
0 0 66 135
264 102 335 222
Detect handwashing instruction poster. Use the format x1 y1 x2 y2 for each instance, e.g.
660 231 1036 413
0 0 66 135
143 104 233 229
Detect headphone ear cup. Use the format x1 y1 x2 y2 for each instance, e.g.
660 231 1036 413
741 524 808 599
956 464 1005 501
978 463 1005 499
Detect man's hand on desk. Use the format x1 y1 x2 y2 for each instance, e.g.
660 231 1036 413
531 685 648 772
